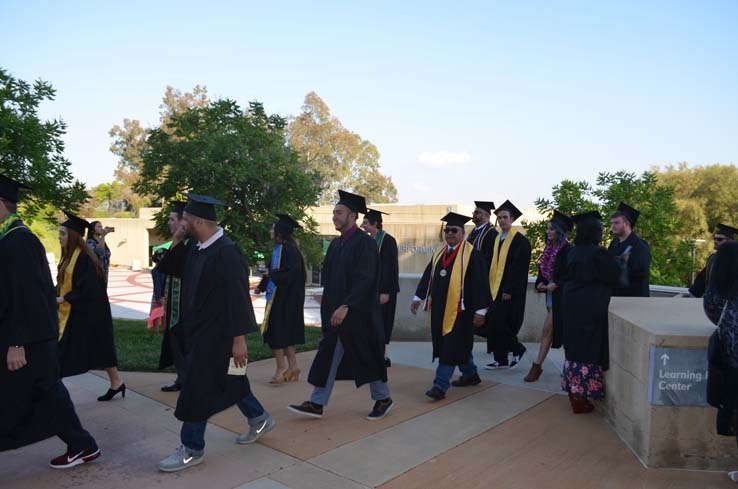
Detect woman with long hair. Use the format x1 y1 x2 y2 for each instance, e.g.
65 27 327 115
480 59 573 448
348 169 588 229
703 241 738 483
86 220 112 286
255 214 306 384
560 211 622 413
57 211 125 401
525 210 573 382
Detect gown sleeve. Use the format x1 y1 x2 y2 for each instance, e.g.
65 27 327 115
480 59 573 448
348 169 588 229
217 246 258 337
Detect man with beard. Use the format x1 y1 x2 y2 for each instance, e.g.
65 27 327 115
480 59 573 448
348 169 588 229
607 202 651 297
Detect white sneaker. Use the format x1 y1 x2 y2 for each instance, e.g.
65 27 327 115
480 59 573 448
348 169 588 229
236 416 276 444
158 445 203 472
728 470 737 482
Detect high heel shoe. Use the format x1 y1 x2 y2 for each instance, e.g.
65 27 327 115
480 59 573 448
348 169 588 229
269 371 288 385
98 383 126 401
287 368 300 382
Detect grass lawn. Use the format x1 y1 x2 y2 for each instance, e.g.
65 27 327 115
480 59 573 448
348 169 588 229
114 319 322 372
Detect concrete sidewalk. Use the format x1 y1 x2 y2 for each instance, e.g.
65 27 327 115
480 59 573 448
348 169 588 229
2 342 734 489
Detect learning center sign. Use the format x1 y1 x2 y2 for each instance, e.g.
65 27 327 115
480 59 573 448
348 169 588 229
647 346 709 407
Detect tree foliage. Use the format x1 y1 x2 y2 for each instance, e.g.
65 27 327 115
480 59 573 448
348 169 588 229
523 171 692 286
0 68 87 219
288 92 398 204
109 86 211 213
137 98 323 265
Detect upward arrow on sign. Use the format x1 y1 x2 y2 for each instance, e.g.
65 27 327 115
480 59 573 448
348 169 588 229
660 353 670 366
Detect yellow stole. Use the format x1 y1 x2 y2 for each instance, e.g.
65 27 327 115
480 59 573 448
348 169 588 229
58 247 82 340
260 245 283 335
425 241 473 336
488 228 519 301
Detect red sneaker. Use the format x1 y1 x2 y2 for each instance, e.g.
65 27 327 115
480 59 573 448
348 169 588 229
49 447 101 469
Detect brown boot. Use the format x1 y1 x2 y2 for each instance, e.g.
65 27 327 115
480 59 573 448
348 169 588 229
568 393 594 414
524 363 543 382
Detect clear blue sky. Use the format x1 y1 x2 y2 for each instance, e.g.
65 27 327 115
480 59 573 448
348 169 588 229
2 0 737 207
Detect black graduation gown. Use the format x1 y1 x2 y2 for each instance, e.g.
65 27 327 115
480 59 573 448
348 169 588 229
415 245 490 365
0 222 63 449
608 232 651 297
688 254 715 298
562 245 621 370
262 242 306 349
534 243 572 349
58 251 118 378
173 235 258 422
308 229 387 388
467 222 498 268
156 239 195 369
378 232 400 344
486 232 532 353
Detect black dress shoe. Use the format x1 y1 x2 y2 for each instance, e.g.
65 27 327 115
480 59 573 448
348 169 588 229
98 383 126 401
425 386 446 400
161 383 181 392
451 373 481 387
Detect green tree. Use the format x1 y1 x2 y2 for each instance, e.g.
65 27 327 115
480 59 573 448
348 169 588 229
288 92 398 204
524 171 692 286
109 85 211 213
0 68 87 219
137 99 323 264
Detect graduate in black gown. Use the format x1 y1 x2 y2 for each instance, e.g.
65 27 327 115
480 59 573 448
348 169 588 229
485 200 532 369
468 200 498 267
680 223 737 298
562 211 623 414
56 211 124 402
158 201 193 392
607 202 651 297
289 191 392 421
361 208 400 367
0 174 99 469
525 210 573 383
256 214 306 384
412 213 489 400
157 194 275 473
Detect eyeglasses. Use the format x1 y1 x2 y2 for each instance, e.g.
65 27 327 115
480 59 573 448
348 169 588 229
444 227 460 234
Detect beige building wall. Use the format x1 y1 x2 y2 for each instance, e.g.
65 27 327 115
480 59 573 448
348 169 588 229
96 208 168 269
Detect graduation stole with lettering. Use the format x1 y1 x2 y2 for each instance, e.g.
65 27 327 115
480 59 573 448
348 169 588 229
57 247 82 340
424 241 473 336
375 229 386 252
488 228 519 300
260 244 283 335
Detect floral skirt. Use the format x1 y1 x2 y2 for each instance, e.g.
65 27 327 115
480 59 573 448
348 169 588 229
561 360 605 399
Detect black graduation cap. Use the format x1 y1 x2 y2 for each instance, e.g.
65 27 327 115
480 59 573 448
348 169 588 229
170 200 187 215
275 213 302 232
0 174 31 203
617 202 640 227
441 212 472 228
183 193 225 221
551 209 574 233
474 201 495 214
494 200 523 222
62 210 90 236
715 223 738 239
337 190 367 214
364 208 388 223
572 210 602 225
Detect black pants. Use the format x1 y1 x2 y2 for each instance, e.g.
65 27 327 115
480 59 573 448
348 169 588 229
487 299 525 364
0 339 97 452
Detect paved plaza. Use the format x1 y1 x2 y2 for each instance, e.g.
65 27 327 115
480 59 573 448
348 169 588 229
2 267 735 488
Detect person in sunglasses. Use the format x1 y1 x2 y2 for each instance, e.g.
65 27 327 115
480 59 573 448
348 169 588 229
411 212 490 400
678 224 738 298
485 200 532 369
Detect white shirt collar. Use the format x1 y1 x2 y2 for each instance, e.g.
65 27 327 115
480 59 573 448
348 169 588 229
474 222 489 232
198 227 224 250
447 243 459 252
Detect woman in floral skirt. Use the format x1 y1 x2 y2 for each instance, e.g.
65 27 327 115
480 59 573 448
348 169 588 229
561 211 623 413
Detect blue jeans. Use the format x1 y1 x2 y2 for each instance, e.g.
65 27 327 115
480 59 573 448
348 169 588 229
433 355 478 392
310 338 390 406
181 391 268 452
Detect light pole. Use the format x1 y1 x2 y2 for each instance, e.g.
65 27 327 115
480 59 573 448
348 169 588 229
690 239 707 286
